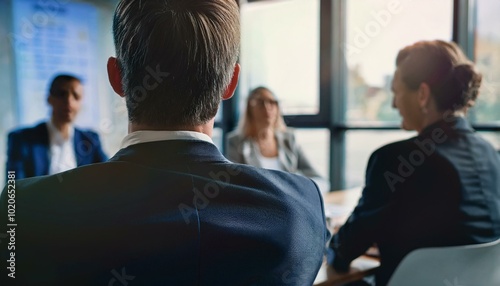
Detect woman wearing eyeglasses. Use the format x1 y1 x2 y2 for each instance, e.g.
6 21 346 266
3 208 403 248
226 86 329 193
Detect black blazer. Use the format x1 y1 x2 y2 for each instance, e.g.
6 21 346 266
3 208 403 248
0 139 329 285
329 117 500 285
6 122 107 180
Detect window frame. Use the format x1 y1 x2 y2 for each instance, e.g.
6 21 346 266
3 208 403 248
220 0 500 191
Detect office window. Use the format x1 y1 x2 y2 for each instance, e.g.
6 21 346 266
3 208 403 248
240 0 319 115
345 130 412 188
478 132 500 150
293 128 330 180
473 0 500 123
345 0 454 123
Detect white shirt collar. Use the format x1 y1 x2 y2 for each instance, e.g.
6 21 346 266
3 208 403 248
46 120 75 145
120 130 214 149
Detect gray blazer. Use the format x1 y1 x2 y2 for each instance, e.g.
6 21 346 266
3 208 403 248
226 129 322 179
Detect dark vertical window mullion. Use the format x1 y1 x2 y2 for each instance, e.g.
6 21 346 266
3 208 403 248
321 0 346 191
455 0 476 60
455 0 478 121
452 0 460 43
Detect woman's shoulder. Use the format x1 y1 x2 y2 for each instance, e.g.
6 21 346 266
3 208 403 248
227 130 248 143
277 129 296 140
371 137 418 158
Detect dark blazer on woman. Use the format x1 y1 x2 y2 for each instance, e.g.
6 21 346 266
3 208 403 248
6 122 107 180
329 116 500 285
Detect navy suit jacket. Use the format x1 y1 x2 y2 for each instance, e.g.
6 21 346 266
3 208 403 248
6 122 107 180
329 117 500 285
0 139 329 285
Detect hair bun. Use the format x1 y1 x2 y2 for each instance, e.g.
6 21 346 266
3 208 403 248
451 64 482 108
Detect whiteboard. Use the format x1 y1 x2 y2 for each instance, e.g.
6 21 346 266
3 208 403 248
11 0 99 128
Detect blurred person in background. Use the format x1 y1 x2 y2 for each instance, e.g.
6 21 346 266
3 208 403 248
5 74 107 180
226 86 330 193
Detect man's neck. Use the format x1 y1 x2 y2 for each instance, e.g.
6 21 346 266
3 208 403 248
50 118 72 140
129 119 215 138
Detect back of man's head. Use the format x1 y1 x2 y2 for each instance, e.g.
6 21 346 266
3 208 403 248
112 0 240 128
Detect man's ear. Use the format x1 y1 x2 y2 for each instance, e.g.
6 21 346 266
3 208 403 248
222 63 240 100
107 57 125 97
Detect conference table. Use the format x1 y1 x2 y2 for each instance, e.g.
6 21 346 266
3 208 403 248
313 187 381 286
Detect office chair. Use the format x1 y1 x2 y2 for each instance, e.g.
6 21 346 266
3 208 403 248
387 238 500 286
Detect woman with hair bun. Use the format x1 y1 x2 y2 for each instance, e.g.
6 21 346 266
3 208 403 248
327 40 500 286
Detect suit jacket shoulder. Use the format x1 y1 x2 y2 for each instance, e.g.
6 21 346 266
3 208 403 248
73 126 108 163
1 140 328 285
8 122 49 141
6 122 50 179
225 130 247 163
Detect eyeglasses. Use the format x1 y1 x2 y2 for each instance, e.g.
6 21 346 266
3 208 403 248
251 98 279 108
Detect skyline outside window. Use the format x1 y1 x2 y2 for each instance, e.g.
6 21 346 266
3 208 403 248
345 0 453 123
473 0 500 124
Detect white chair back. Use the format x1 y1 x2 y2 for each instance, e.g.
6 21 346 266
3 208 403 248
388 238 500 286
